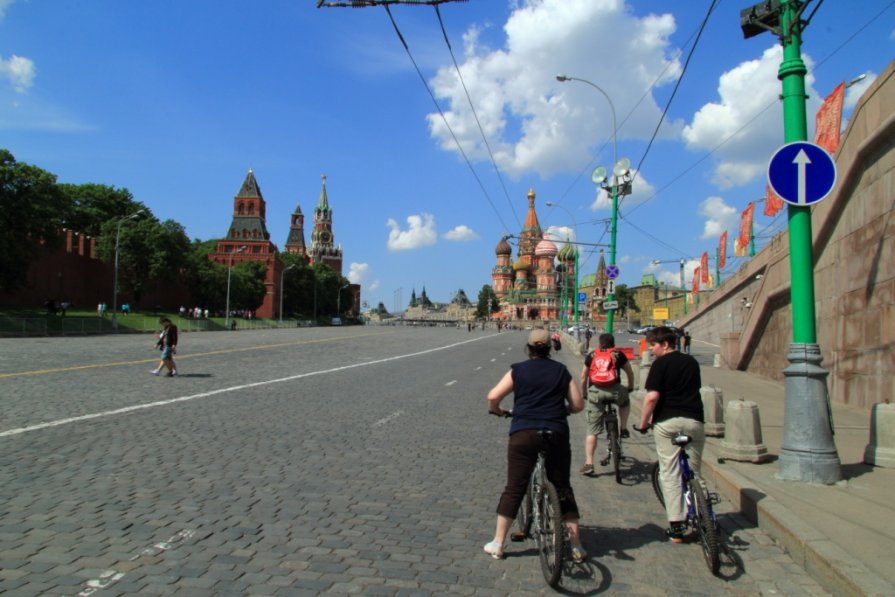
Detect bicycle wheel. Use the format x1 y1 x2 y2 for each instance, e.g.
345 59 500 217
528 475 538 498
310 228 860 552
650 461 665 508
514 483 533 541
534 480 564 588
690 476 720 574
608 419 621 484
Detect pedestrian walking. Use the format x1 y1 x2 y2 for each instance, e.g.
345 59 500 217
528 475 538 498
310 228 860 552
150 317 179 377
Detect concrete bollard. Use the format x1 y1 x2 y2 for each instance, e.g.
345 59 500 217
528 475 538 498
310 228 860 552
864 402 895 468
720 399 769 463
701 386 725 437
713 354 721 368
641 351 652 367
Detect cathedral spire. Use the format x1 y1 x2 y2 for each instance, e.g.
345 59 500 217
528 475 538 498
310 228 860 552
317 174 330 211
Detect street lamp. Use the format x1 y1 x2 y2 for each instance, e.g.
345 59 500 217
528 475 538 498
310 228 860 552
556 74 631 334
545 201 581 341
225 245 247 330
337 283 350 317
279 264 296 325
111 209 144 330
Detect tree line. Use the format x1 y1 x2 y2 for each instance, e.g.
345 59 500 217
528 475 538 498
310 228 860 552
0 149 350 319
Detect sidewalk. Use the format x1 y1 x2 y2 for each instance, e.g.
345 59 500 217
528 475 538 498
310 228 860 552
630 340 895 596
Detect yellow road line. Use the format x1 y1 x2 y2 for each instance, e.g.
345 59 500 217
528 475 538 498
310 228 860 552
0 331 390 379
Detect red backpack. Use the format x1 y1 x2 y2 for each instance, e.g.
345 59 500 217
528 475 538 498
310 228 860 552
588 350 619 387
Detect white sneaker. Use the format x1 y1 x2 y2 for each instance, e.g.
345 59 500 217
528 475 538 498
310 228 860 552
483 541 504 559
150 370 159 376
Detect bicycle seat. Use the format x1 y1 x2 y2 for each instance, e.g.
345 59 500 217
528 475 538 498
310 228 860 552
671 434 692 446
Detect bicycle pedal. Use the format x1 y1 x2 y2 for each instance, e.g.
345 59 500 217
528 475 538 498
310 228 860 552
599 457 610 467
709 492 722 505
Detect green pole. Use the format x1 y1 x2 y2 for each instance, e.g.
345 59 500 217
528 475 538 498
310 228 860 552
779 7 814 343
606 183 618 334
715 248 721 287
573 249 579 333
774 0 840 483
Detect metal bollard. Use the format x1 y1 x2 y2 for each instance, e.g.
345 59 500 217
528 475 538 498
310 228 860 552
719 399 769 463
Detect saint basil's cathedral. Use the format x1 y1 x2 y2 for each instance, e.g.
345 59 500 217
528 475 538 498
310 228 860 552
491 188 609 325
208 170 352 319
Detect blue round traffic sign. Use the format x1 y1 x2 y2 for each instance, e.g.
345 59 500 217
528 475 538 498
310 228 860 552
606 264 620 280
767 141 836 206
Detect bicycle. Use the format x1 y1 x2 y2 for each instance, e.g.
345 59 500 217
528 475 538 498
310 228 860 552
635 424 722 574
491 411 566 588
596 397 623 484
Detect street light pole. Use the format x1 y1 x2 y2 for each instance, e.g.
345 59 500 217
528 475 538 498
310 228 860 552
546 201 582 341
279 264 296 325
337 283 350 317
225 245 247 330
111 209 144 330
556 74 629 334
741 0 840 483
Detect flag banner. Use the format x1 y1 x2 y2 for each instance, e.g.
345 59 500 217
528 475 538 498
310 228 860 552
701 252 709 284
687 292 694 304
719 232 728 269
738 202 755 256
692 266 700 293
814 82 845 154
733 238 745 257
764 184 785 217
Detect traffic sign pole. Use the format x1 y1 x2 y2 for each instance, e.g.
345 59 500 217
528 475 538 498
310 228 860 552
772 0 840 483
606 183 619 334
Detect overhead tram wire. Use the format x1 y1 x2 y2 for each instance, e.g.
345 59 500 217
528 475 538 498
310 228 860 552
381 5 511 233
626 0 719 205
433 4 521 229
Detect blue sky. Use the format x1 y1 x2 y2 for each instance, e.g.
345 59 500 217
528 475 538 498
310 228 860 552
2 0 892 312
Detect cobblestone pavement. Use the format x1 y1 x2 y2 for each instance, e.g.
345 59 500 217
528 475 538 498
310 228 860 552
0 327 829 595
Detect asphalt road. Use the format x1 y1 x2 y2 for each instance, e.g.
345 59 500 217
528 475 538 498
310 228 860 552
0 326 828 595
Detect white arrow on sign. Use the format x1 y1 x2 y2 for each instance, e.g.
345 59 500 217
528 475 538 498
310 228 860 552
794 149 811 205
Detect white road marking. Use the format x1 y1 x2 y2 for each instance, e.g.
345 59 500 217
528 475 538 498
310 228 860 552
1 336 492 439
73 529 195 596
372 410 405 428
445 380 457 386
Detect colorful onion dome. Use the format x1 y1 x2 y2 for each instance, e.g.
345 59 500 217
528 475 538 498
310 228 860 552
535 238 557 257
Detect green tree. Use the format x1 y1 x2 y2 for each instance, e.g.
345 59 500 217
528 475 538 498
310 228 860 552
613 284 640 319
185 239 227 311
0 150 68 292
229 260 267 312
475 284 498 319
59 183 144 237
280 253 316 319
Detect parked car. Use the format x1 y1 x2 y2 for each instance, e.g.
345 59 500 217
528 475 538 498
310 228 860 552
636 325 656 334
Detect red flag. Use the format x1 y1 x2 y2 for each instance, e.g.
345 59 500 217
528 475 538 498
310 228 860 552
737 202 755 257
764 183 784 217
814 82 845 154
692 267 700 294
718 232 728 269
700 252 709 284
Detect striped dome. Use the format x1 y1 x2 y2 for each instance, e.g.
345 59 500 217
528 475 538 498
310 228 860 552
495 237 512 255
535 238 557 257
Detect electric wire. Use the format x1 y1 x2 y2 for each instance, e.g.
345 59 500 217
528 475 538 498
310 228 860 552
433 4 521 229
382 4 512 234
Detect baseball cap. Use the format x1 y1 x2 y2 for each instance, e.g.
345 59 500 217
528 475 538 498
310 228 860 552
528 327 550 346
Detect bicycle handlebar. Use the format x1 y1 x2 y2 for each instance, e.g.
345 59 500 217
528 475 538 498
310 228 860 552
488 410 513 418
632 423 652 434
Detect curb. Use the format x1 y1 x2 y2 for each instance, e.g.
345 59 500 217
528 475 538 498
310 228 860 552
700 454 891 597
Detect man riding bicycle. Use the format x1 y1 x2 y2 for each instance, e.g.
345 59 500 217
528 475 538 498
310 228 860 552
637 326 705 543
485 327 586 562
579 333 634 476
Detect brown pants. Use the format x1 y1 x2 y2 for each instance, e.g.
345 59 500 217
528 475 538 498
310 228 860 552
496 429 580 521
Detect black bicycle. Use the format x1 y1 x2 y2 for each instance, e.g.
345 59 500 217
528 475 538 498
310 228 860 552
636 424 721 573
492 411 565 587
597 397 623 484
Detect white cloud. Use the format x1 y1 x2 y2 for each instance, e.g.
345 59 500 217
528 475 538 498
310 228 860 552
682 45 820 190
699 196 738 239
0 0 14 22
1 54 35 93
544 225 574 243
426 0 682 178
348 262 369 284
442 224 479 241
386 213 438 251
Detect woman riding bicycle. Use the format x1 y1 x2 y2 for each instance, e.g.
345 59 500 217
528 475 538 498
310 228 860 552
485 327 586 561
637 325 705 543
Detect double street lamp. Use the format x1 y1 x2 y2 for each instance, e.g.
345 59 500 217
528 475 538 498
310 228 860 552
111 209 144 330
545 201 581 340
225 245 247 330
556 74 631 334
279 264 297 324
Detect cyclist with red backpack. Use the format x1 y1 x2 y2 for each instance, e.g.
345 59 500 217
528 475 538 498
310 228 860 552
579 333 635 476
